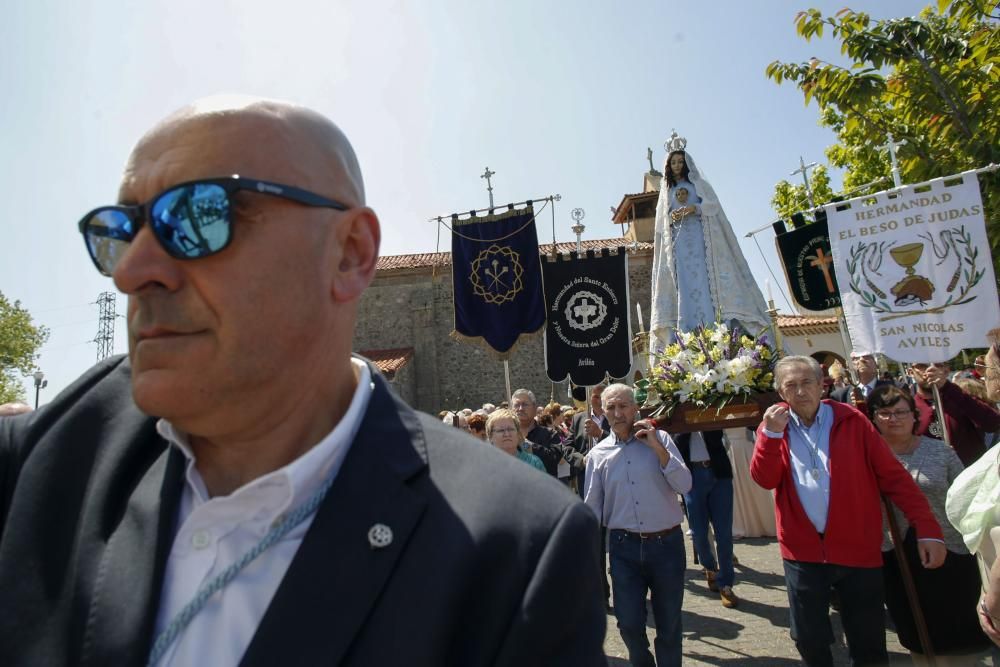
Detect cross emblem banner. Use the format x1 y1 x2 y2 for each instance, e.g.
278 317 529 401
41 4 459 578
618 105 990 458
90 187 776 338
542 248 633 385
450 205 545 357
775 219 843 312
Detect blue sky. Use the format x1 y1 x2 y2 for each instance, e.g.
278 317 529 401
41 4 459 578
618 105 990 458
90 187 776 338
1 0 928 402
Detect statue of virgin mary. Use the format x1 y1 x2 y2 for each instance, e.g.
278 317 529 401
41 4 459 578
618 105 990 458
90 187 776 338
649 132 771 352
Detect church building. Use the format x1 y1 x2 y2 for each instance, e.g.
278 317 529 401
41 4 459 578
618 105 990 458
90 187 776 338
353 163 845 414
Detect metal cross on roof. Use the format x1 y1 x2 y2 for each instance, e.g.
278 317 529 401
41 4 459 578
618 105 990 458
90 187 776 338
480 166 496 208
791 156 820 209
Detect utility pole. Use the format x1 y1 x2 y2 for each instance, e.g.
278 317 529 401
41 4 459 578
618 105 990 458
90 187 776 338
95 291 116 361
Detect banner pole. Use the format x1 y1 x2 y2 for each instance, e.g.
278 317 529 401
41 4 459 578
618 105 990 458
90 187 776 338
883 495 937 664
504 360 512 406
835 307 860 385
932 383 952 448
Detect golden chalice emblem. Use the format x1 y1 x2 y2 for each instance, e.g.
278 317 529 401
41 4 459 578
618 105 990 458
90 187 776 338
889 242 935 306
890 243 924 276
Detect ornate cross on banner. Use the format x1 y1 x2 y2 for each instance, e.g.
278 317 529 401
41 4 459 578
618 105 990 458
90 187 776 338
481 166 496 208
808 248 836 293
574 298 598 326
791 156 819 209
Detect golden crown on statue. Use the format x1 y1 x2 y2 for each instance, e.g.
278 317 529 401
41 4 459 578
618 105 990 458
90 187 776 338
664 130 687 153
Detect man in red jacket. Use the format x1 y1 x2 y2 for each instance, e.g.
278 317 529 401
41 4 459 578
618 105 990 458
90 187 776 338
751 355 946 667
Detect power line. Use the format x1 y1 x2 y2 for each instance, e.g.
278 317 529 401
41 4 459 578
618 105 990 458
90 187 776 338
33 302 95 314
751 234 795 313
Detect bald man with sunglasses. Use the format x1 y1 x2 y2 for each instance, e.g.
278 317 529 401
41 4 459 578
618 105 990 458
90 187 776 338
0 96 606 667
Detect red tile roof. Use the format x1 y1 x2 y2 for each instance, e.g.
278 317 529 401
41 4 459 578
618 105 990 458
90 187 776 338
375 238 652 272
358 347 414 379
776 315 841 335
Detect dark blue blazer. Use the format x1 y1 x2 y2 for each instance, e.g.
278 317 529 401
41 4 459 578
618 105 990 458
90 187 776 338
0 356 606 666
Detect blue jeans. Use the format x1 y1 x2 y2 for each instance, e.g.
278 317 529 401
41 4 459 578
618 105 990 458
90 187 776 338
609 528 685 667
683 466 735 588
783 560 888 667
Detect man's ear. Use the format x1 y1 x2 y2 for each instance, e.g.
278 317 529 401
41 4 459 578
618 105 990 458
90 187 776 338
330 207 380 303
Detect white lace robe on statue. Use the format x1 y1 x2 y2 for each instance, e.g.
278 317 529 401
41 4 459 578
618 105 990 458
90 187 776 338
649 150 771 352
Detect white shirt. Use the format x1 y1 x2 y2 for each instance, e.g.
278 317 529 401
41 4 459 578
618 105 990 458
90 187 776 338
688 430 710 462
861 379 877 398
151 359 373 667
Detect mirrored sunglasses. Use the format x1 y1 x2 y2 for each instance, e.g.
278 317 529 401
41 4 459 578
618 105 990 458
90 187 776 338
77 175 349 275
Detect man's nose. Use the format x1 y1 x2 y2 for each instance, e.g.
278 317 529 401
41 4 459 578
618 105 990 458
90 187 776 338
112 225 185 295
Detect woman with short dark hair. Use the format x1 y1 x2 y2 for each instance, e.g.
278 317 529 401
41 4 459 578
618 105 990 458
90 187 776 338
868 384 990 664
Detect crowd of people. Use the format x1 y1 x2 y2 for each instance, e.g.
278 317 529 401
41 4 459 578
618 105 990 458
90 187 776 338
439 394 585 472
426 345 1000 667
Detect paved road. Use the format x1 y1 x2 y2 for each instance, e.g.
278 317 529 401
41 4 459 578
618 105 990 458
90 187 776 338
601 535 921 666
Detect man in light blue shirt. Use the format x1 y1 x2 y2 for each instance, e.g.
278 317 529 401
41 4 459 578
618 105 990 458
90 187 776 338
783 401 834 532
755 355 946 667
584 384 691 667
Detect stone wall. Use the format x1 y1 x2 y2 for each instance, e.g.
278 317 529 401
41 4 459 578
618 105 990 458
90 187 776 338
353 246 654 414
391 355 417 407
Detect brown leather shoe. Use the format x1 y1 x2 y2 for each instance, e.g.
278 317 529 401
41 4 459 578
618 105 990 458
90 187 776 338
720 586 739 609
704 568 719 592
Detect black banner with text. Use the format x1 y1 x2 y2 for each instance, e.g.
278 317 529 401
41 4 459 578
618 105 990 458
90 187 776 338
543 248 632 385
775 220 842 312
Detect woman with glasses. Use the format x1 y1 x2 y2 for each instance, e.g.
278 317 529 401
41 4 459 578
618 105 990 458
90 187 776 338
868 385 991 665
485 409 546 472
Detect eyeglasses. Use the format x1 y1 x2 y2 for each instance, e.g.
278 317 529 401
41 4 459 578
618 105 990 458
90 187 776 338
77 175 349 276
875 409 913 421
491 427 518 436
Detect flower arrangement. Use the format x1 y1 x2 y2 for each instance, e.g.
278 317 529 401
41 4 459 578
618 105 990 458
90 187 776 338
647 322 776 418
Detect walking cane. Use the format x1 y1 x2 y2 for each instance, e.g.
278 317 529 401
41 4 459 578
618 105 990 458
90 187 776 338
882 496 936 665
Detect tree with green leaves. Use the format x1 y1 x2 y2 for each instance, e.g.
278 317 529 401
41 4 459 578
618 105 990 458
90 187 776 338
766 0 999 275
0 292 49 404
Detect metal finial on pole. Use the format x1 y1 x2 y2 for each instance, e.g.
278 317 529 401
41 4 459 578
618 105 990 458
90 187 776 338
883 133 907 189
571 208 586 254
481 167 496 208
791 156 820 209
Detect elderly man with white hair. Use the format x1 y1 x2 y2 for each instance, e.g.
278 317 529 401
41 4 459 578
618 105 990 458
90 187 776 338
584 383 690 667
752 354 946 667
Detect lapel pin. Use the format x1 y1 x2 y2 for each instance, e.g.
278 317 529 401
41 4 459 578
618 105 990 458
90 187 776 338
368 523 393 549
